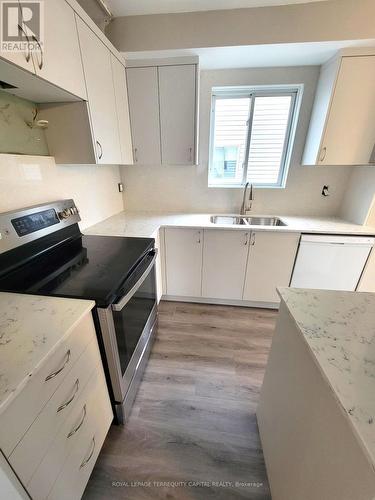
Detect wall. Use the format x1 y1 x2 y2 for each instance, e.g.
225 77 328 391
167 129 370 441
0 155 124 229
107 0 375 52
340 167 375 226
0 92 48 156
121 66 352 215
75 0 109 32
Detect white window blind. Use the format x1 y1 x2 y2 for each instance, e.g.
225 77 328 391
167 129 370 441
209 88 299 187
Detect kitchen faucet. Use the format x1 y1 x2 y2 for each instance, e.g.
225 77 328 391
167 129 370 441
240 182 253 215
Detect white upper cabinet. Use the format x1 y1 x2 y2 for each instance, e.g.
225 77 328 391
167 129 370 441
202 229 250 300
243 232 300 303
126 67 161 165
110 54 134 165
165 228 203 297
303 49 375 166
0 1 36 73
0 0 86 99
33 0 86 99
126 60 198 165
76 16 121 164
158 64 196 165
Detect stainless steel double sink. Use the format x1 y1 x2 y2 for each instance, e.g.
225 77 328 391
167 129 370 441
210 215 287 226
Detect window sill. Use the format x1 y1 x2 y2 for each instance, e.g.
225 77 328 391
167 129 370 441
207 184 286 189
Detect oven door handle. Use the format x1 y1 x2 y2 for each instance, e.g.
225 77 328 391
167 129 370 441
111 249 158 312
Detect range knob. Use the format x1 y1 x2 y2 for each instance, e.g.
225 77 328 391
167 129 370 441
58 208 71 220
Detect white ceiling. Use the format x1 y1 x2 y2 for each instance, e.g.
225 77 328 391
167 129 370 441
125 40 375 70
106 0 328 17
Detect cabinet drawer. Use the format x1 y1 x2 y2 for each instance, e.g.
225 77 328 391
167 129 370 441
9 336 102 486
0 313 96 457
47 379 112 500
28 367 111 500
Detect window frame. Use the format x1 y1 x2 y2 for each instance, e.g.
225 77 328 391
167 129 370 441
208 85 303 189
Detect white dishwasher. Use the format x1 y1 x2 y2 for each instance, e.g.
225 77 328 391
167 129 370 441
291 234 374 291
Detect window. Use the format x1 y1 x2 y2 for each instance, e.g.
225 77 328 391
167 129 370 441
208 86 301 187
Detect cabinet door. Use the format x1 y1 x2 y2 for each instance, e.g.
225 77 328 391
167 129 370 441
126 67 161 165
320 55 375 165
111 54 134 164
158 64 196 165
32 0 86 99
165 228 202 297
76 16 121 164
202 230 250 300
0 1 36 73
243 232 300 303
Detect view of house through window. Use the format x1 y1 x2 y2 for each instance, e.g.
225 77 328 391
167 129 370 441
209 87 300 187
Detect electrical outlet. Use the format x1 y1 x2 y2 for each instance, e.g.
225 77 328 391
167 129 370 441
118 182 124 193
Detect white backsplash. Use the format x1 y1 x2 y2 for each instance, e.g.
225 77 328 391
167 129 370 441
121 66 353 216
0 92 49 156
340 167 375 226
0 155 124 229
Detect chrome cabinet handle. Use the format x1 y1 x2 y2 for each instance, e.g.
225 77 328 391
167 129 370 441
188 147 193 163
45 350 71 381
80 437 96 469
250 233 256 246
17 24 31 62
133 147 138 163
96 140 103 160
244 233 249 246
319 146 327 162
31 34 43 69
67 404 87 438
57 379 79 413
197 231 201 244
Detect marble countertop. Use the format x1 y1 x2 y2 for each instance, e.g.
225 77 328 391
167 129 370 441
0 293 95 414
279 288 375 468
84 211 375 238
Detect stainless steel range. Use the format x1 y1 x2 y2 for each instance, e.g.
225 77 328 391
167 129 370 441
0 199 158 423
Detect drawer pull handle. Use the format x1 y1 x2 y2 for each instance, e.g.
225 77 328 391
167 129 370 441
80 436 96 469
45 350 71 381
57 379 79 413
67 404 87 438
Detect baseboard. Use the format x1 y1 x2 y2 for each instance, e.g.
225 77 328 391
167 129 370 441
161 295 279 310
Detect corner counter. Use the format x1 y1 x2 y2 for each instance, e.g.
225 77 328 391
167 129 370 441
257 288 375 500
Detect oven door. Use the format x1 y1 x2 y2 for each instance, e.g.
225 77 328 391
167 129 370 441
97 249 158 405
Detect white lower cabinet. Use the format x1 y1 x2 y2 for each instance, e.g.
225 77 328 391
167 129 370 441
202 229 250 300
0 311 113 500
243 231 300 303
45 375 112 500
165 228 203 297
163 227 300 307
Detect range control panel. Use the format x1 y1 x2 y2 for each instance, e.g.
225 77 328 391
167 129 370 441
11 208 60 236
0 200 81 254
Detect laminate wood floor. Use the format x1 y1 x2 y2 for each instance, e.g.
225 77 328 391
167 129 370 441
83 301 277 500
